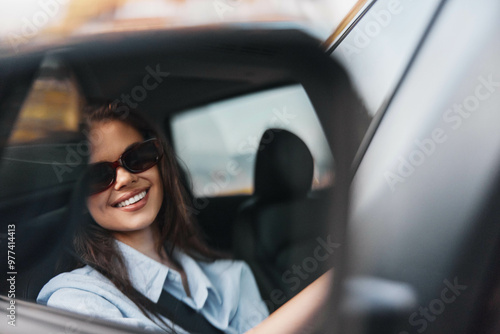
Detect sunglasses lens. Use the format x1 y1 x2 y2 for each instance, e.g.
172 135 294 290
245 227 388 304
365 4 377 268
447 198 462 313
86 139 161 195
122 140 160 172
87 163 115 194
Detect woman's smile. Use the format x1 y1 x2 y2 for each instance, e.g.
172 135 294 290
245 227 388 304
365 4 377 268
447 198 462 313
113 189 147 208
113 189 148 210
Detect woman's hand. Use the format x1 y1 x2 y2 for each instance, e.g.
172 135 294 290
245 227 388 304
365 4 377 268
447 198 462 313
246 269 334 334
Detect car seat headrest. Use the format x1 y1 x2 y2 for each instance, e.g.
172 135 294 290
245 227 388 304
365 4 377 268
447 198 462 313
254 129 313 200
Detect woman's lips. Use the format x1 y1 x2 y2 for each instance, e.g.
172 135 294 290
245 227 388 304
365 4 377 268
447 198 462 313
114 190 149 212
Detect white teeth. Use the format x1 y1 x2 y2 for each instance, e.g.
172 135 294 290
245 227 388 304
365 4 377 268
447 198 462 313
117 191 147 208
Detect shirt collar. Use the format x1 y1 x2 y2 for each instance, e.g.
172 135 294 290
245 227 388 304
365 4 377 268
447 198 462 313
173 249 223 308
115 240 169 303
115 240 222 307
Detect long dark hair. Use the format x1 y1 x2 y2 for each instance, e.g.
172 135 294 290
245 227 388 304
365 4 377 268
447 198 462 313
66 102 221 329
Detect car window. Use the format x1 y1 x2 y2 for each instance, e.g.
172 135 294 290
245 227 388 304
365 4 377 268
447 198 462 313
7 57 83 145
0 56 85 199
170 84 334 197
332 0 441 116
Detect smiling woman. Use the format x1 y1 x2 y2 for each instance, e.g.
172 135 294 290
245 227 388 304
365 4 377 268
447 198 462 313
36 102 269 333
85 121 165 238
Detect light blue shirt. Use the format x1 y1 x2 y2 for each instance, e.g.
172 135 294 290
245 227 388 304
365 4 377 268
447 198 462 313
37 241 268 333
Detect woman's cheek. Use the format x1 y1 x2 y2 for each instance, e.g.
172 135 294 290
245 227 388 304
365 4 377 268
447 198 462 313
86 193 109 223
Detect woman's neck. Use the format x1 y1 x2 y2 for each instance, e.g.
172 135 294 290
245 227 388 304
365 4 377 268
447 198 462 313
113 225 163 263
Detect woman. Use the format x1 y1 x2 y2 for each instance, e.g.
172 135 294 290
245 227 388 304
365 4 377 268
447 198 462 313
37 102 269 333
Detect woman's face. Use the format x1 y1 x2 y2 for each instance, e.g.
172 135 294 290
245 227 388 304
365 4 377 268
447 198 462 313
86 120 164 237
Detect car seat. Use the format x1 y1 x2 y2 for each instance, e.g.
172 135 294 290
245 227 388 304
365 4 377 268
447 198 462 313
233 128 336 311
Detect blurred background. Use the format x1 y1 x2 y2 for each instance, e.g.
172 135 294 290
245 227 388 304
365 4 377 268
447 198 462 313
0 0 359 50
0 0 367 195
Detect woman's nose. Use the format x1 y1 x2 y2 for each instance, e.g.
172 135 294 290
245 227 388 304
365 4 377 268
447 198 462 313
114 167 138 190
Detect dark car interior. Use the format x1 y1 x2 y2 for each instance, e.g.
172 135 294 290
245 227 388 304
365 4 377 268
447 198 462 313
0 26 363 317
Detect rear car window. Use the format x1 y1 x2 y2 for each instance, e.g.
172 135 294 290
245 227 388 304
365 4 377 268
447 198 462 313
0 56 85 199
7 57 82 145
171 84 334 197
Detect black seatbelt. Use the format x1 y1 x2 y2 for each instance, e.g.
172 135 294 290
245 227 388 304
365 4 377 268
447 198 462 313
156 289 224 334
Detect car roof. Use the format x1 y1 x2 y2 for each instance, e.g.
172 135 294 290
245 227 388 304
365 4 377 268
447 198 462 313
2 25 331 122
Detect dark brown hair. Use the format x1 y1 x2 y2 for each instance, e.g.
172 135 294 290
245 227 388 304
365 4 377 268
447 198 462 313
69 102 221 329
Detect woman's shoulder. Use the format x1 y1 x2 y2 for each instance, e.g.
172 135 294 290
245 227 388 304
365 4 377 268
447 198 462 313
37 265 117 305
35 266 160 330
196 258 256 287
42 265 111 287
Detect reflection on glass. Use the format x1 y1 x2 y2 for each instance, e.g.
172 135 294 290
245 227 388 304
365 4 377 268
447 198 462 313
8 57 82 145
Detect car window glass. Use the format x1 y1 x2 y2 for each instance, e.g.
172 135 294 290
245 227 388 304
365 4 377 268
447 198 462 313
332 0 440 116
0 56 85 199
171 84 334 197
8 58 82 145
